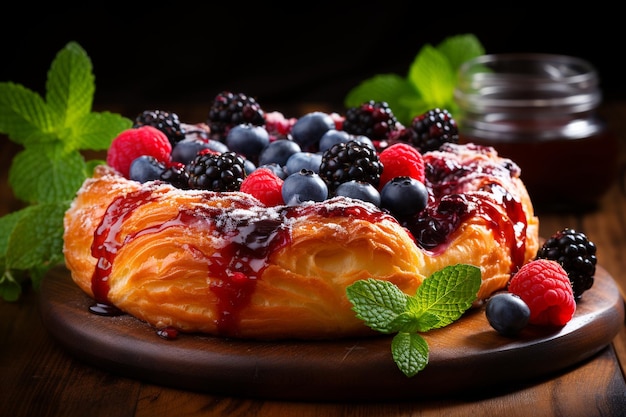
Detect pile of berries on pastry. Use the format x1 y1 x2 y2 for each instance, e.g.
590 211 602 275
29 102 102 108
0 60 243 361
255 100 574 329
63 91 548 340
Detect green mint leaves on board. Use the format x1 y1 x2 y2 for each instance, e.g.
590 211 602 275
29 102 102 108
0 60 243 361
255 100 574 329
344 34 484 126
0 41 132 301
346 264 481 377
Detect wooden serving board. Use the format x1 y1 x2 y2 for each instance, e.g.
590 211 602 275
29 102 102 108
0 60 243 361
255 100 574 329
39 266 624 402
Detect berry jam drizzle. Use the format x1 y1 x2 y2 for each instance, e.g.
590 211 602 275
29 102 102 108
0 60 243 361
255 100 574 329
91 188 158 304
405 144 529 272
88 189 392 336
206 215 288 336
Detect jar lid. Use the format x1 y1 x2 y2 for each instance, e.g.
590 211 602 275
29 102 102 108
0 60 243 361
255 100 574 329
454 53 602 114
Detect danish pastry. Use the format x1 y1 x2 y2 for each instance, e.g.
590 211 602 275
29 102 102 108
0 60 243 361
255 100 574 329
63 142 539 340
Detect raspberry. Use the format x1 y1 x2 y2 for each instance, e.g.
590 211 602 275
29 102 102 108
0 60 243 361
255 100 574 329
133 109 186 147
106 126 172 178
264 111 296 141
329 112 345 130
240 168 284 206
378 143 425 189
508 259 576 327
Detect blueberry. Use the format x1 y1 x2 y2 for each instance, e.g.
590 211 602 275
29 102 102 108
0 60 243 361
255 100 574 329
285 151 322 175
171 138 211 164
205 139 230 154
352 135 375 150
318 129 351 153
258 163 288 179
281 169 328 205
225 123 270 162
258 138 301 167
243 158 256 175
335 180 381 207
486 292 531 337
129 155 166 183
291 112 335 150
380 176 428 217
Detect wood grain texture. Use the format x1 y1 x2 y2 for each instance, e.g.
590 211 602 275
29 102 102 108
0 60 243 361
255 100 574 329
38 265 624 402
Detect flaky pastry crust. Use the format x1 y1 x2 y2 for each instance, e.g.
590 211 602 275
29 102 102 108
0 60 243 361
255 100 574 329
63 144 539 340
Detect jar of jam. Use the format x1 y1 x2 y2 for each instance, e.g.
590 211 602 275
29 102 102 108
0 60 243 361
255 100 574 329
454 53 619 212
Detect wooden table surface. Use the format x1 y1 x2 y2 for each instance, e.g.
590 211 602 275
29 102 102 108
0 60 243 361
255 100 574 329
2 101 626 417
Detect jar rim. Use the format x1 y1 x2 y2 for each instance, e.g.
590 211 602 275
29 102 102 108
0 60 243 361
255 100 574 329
455 53 601 112
457 53 598 85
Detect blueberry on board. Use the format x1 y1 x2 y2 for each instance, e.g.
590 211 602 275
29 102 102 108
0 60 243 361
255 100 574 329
281 169 328 205
335 180 381 207
485 292 531 337
380 176 428 217
129 155 166 183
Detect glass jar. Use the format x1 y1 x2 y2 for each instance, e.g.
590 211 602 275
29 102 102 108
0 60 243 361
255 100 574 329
454 53 618 212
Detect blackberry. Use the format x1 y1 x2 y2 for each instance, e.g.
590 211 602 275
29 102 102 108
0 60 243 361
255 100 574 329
536 228 597 299
206 91 265 141
134 110 186 147
408 108 459 153
160 162 190 189
185 151 246 191
342 101 402 141
319 140 382 192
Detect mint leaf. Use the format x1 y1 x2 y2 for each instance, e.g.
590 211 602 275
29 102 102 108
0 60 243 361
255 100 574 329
343 33 485 126
5 203 68 271
346 278 409 333
408 45 456 112
0 269 23 302
68 111 132 151
46 41 94 126
0 41 132 301
346 264 481 377
391 332 429 377
413 264 481 329
0 82 56 146
9 144 88 204
343 75 421 125
437 33 485 72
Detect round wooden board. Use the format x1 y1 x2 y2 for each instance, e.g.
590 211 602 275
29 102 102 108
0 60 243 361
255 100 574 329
39 266 624 402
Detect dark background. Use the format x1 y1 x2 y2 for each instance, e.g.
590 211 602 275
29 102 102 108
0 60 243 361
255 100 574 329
2 5 622 121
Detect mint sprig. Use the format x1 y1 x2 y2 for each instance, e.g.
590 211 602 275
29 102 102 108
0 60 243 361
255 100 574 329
0 41 132 301
344 34 485 126
346 264 481 377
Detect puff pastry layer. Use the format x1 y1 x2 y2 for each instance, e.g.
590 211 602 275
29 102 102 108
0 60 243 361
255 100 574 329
63 143 539 340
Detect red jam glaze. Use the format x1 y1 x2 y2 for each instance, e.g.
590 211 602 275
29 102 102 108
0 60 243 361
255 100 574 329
88 187 393 335
403 143 529 270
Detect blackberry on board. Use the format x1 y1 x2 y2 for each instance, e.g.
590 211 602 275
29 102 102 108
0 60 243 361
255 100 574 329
319 140 383 193
342 100 403 142
536 228 597 299
206 91 265 141
185 151 247 191
134 110 186 147
408 108 459 153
